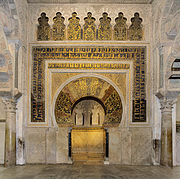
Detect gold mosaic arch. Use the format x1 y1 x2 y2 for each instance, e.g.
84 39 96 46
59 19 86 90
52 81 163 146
54 77 123 127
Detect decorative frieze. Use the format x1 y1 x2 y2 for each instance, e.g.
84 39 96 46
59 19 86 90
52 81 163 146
37 12 143 41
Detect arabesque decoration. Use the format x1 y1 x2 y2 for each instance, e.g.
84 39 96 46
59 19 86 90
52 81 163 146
37 11 143 41
114 12 128 40
98 12 112 40
67 12 81 40
37 12 51 41
52 12 65 40
31 47 146 123
54 77 123 127
83 12 96 41
129 12 143 40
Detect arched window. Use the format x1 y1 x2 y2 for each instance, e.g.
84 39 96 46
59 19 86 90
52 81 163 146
169 59 180 79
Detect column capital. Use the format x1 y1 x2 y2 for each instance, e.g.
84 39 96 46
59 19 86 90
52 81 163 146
160 98 174 113
2 97 17 112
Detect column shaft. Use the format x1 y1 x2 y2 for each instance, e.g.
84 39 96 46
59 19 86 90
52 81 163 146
3 98 16 167
161 112 172 166
160 99 173 166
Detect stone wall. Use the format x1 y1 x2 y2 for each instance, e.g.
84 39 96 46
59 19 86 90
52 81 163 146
24 126 152 165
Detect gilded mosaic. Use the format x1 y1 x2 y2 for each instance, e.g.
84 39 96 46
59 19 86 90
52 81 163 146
54 77 123 127
31 46 146 123
37 12 51 41
83 12 96 41
51 73 127 104
37 12 143 41
129 13 143 41
98 12 112 40
67 12 81 40
52 12 65 40
114 12 127 40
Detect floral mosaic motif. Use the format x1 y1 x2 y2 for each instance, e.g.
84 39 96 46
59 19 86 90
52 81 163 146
129 12 143 41
52 12 65 40
55 91 74 125
98 12 112 40
83 12 96 41
104 90 122 125
37 12 51 41
114 12 128 40
67 12 81 40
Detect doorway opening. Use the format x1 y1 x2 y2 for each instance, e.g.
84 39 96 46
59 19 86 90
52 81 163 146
70 97 107 164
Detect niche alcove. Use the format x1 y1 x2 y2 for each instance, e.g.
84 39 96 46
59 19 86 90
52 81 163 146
71 97 105 163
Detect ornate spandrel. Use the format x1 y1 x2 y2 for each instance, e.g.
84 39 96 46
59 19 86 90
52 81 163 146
83 12 96 41
37 12 51 41
114 12 127 41
55 91 73 125
98 12 112 40
67 12 81 40
104 91 122 125
52 12 65 40
129 12 143 41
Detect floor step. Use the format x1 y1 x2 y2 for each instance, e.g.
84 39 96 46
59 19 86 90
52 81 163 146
72 153 104 165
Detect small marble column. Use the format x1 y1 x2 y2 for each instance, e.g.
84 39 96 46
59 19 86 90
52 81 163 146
160 98 173 166
3 98 17 167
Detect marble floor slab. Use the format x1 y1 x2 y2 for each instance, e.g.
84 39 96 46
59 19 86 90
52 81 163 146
0 164 180 179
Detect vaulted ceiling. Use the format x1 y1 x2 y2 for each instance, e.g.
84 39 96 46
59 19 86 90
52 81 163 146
27 0 154 4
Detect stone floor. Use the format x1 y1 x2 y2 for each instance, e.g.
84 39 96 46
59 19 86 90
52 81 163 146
1 164 180 179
